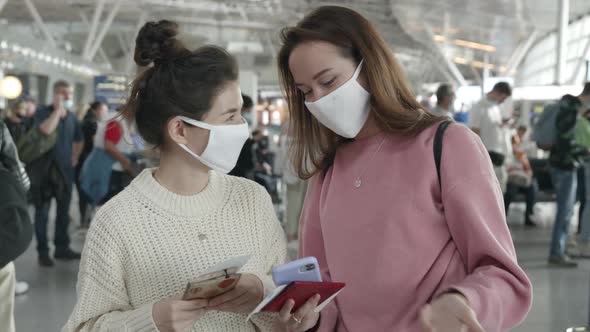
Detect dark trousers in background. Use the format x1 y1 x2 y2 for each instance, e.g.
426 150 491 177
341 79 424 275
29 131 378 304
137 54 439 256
578 166 586 234
34 184 73 257
75 166 91 226
550 168 578 258
504 180 538 220
101 170 132 204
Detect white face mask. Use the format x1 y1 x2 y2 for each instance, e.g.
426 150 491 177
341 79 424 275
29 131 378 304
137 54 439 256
177 116 250 174
63 99 74 110
304 60 370 138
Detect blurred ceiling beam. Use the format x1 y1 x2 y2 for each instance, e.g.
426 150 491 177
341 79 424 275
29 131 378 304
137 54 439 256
79 11 113 69
22 0 57 49
125 11 147 74
82 0 106 59
424 24 467 86
570 36 590 84
0 0 8 15
504 30 538 75
171 16 274 31
87 0 122 61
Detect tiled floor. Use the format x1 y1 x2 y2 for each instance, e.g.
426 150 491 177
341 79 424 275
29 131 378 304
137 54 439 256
11 200 590 331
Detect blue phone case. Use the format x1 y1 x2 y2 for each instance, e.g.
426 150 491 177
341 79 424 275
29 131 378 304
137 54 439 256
272 257 322 286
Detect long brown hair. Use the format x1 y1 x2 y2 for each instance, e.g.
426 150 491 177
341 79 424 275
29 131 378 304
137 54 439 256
278 6 446 179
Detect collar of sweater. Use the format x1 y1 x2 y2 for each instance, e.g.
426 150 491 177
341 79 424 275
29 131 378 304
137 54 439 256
130 168 228 218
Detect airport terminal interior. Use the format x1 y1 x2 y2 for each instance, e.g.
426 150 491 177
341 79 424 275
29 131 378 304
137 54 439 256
2 0 590 331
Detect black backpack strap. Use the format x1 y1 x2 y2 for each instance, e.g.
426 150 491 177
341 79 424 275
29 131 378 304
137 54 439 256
434 120 453 191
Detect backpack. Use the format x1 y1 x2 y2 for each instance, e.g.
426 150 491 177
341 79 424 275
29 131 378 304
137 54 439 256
532 103 559 151
16 126 57 164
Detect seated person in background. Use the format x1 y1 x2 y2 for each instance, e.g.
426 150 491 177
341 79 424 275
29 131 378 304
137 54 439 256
504 126 539 227
64 20 318 332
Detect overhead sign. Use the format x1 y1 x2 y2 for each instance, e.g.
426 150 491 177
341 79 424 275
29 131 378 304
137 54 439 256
94 75 128 111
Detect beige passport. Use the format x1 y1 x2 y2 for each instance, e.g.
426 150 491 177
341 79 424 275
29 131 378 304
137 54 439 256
182 268 242 300
182 255 250 300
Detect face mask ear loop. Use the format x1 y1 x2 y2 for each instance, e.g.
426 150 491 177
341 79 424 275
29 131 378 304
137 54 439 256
178 116 214 131
352 60 364 80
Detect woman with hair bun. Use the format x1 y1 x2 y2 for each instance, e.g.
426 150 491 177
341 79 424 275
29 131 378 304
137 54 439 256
64 20 319 332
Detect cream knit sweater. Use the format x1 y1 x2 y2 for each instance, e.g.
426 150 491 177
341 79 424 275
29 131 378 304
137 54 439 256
63 169 287 332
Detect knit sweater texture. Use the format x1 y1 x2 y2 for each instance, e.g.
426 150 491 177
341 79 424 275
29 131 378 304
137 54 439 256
63 169 287 331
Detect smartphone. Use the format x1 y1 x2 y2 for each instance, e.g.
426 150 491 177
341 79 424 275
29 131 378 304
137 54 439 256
272 257 322 286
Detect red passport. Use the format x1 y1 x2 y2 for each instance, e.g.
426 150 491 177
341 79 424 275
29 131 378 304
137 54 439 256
248 281 345 320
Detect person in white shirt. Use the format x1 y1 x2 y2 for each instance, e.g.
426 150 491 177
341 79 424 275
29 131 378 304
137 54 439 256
469 82 513 191
432 84 455 119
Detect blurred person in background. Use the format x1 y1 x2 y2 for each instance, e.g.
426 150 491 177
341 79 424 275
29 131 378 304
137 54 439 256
79 111 138 217
75 101 108 227
547 83 590 267
573 93 590 257
241 93 255 127
4 93 37 144
469 82 513 192
504 125 539 227
0 119 33 332
32 80 83 267
100 115 139 203
3 94 36 296
432 84 454 119
253 129 279 201
277 121 307 242
279 6 531 331
230 94 256 179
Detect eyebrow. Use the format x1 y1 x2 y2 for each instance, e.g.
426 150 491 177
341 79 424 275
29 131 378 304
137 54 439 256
295 68 333 87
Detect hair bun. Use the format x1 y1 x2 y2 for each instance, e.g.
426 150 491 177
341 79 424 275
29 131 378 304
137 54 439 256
134 20 187 67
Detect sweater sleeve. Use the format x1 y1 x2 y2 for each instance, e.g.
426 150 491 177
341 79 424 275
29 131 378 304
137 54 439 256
250 185 288 330
438 125 532 331
299 175 339 332
62 208 158 332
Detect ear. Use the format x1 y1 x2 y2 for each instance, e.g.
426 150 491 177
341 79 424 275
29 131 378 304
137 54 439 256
167 117 190 145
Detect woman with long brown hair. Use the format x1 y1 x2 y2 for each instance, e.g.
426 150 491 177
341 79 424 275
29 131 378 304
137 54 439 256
278 6 532 332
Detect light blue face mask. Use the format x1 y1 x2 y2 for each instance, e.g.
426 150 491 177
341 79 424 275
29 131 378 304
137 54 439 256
242 112 253 126
63 99 74 110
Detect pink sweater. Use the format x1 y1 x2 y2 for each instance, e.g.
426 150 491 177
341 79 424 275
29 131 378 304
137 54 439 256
299 123 532 331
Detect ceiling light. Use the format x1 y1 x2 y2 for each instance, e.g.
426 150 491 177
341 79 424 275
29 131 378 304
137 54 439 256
0 76 23 99
453 39 496 52
433 35 446 42
454 57 468 64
